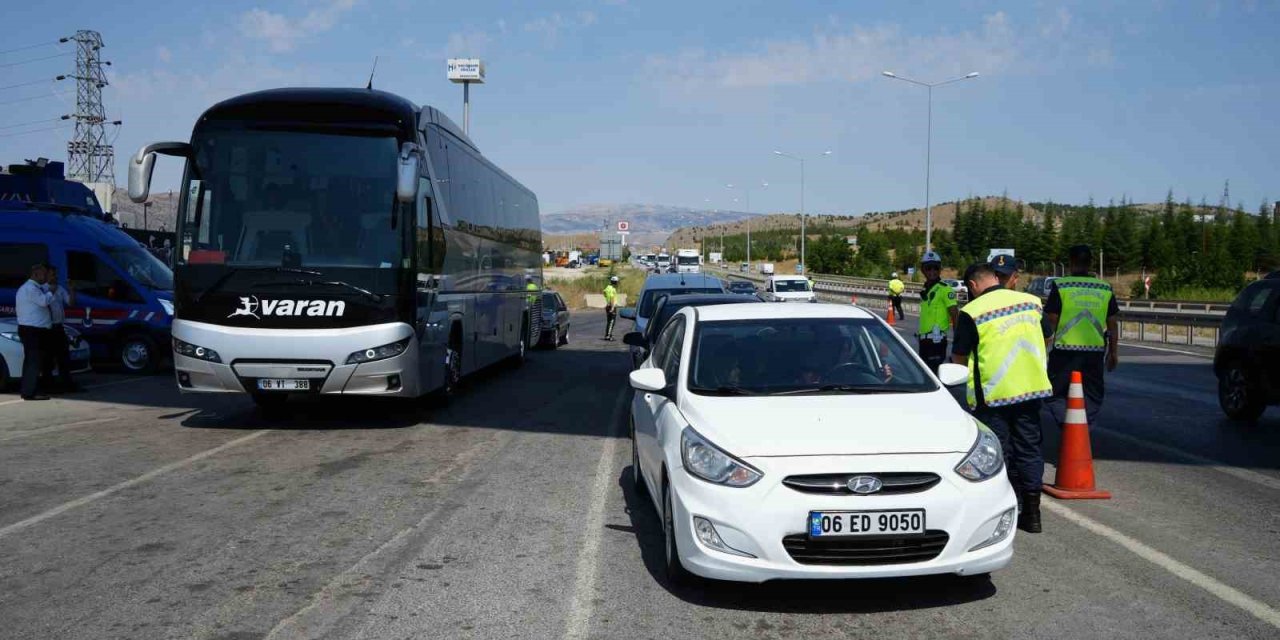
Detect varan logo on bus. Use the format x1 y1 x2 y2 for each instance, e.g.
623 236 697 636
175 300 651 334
228 296 346 320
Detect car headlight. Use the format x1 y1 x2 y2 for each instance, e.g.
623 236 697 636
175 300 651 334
681 427 762 487
345 337 411 365
173 338 221 363
0 331 20 343
158 299 174 316
955 420 1004 482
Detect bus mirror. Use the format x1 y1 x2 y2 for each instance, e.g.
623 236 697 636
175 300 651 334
129 142 191 203
397 142 420 204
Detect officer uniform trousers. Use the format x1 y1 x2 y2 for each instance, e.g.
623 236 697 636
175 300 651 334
1044 350 1105 430
974 399 1044 493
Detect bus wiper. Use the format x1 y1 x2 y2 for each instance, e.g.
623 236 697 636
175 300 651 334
771 384 901 396
194 266 324 303
252 278 383 302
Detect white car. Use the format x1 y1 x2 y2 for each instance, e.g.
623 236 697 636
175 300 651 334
627 303 1015 584
0 318 92 388
762 275 816 303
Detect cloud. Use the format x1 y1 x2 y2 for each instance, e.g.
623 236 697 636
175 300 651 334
238 0 358 53
522 11 597 47
442 30 493 57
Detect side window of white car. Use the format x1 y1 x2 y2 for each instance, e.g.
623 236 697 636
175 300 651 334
650 316 681 370
661 319 687 384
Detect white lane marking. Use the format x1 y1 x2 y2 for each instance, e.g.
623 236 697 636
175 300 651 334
1092 425 1280 492
0 430 268 540
562 386 629 640
0 416 120 442
1045 500 1280 630
0 376 154 407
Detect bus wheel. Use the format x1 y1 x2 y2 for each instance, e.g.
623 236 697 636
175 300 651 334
432 344 461 406
119 334 158 374
512 318 529 368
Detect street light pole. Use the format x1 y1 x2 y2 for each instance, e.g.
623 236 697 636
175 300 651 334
773 151 830 275
882 70 979 252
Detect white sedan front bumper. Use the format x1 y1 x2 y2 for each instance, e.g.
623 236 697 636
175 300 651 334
668 453 1016 582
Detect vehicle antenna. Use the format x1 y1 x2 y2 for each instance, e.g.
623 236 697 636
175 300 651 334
366 56 379 90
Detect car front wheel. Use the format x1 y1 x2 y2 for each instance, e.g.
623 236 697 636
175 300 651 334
663 480 697 586
1219 364 1265 421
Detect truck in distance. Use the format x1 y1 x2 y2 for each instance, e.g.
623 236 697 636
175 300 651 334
675 249 701 273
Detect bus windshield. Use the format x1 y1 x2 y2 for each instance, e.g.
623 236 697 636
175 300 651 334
677 256 700 265
181 125 402 269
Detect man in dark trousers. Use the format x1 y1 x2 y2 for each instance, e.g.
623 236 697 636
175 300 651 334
42 265 80 393
16 263 53 401
952 259 1053 533
1045 245 1119 430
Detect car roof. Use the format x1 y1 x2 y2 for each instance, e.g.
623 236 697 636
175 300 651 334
689 302 876 322
642 273 723 288
769 274 808 280
656 293 760 307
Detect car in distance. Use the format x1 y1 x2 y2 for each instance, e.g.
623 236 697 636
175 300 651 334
1215 275 1280 420
539 291 570 349
1024 277 1058 300
0 318 91 389
627 303 1015 584
941 278 967 298
762 274 816 303
727 281 758 296
622 292 760 368
621 273 726 368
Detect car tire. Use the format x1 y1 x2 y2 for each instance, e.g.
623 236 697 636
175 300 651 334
118 333 158 374
1219 363 1265 421
548 325 560 351
0 354 9 391
663 479 697 587
559 325 569 346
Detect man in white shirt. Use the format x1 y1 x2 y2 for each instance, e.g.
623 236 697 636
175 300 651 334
43 265 80 393
16 264 53 400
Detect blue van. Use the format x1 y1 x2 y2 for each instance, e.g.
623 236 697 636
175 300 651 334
0 169 173 373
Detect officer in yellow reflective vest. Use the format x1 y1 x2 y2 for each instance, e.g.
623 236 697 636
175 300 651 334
1045 245 1119 431
951 258 1053 533
887 272 906 319
603 275 619 341
525 275 539 304
916 251 958 373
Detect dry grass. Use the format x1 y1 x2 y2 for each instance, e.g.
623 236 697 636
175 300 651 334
545 266 645 309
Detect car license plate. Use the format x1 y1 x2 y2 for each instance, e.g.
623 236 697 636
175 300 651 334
257 378 309 391
809 510 925 537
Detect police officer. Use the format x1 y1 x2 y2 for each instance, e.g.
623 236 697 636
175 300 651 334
1045 245 1119 431
951 257 1053 533
916 251 958 373
887 272 906 319
603 275 619 341
525 275 539 304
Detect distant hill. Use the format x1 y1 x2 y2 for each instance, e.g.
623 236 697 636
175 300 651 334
111 189 180 233
541 204 756 234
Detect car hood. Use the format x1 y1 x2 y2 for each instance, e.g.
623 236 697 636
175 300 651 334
680 390 976 458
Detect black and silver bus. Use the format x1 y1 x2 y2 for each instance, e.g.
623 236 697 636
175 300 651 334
128 88 542 408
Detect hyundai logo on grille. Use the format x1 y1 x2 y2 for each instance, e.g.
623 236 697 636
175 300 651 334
848 475 883 494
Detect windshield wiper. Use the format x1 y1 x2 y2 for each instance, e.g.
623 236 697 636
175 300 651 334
194 266 324 303
690 385 761 396
252 278 383 302
771 384 903 396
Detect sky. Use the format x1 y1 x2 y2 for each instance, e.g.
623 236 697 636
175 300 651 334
1 0 1277 217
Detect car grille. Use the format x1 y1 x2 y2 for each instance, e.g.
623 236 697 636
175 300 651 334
782 531 949 566
781 472 941 496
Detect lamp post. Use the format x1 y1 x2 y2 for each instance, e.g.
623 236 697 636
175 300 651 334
727 181 767 268
773 151 831 275
881 70 979 252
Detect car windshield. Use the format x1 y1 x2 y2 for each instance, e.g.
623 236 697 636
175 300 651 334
688 318 936 395
103 244 174 291
649 298 754 339
773 279 810 292
729 282 755 292
181 124 402 269
638 287 723 317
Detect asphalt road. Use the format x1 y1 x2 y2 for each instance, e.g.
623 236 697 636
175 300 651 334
1 311 1277 639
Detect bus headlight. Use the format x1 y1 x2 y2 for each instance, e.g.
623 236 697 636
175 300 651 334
173 338 221 363
345 338 411 365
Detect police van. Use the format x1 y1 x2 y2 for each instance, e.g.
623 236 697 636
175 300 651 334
0 161 174 373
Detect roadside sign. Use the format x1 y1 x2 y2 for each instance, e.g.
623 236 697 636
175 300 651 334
617 221 630 232
447 59 485 83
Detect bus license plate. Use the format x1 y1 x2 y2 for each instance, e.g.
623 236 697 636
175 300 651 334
809 510 925 537
257 379 309 391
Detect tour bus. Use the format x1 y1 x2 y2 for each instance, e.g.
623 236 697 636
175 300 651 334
674 249 701 273
128 88 543 409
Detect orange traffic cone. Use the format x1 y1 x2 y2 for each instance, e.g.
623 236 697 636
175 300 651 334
885 302 896 326
1044 371 1112 500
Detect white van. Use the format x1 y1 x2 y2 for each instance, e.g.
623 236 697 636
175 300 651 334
763 274 816 303
675 249 701 273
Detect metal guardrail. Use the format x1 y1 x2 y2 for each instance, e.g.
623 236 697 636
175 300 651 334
704 266 1224 348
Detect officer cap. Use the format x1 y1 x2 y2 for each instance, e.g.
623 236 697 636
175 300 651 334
921 251 942 266
610 276 619 283
989 253 1018 275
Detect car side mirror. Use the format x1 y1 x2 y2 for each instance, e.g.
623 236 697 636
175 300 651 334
629 368 667 392
619 307 636 320
622 332 647 348
937 363 969 387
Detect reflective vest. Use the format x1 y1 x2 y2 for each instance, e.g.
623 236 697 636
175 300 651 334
918 281 958 339
888 279 905 295
959 288 1052 408
526 282 539 304
1052 276 1112 352
603 284 617 306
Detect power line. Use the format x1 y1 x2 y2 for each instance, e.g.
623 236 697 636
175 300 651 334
0 41 58 56
0 52 72 69
0 78 56 91
0 124 71 139
0 91 70 106
0 117 66 130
